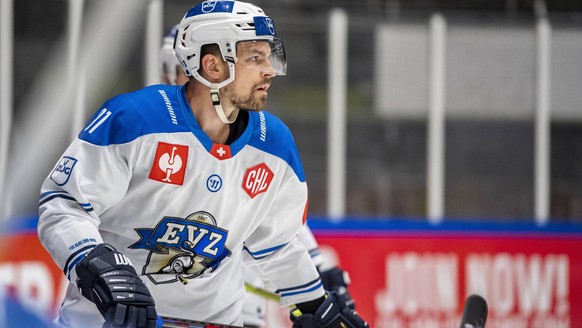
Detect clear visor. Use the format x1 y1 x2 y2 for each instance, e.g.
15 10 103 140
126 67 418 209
235 38 287 76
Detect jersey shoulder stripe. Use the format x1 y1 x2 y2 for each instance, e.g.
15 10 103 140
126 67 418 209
247 111 306 182
78 84 190 146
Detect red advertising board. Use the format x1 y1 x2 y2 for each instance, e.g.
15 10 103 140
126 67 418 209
0 230 68 318
311 220 582 328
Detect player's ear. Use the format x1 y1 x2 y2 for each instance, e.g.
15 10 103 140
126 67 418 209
200 54 226 82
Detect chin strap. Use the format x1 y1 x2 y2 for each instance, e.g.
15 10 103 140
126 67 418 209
209 62 238 124
192 59 238 124
210 85 239 124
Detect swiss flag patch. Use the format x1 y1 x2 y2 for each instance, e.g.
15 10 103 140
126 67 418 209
210 144 232 160
242 163 273 198
149 142 188 185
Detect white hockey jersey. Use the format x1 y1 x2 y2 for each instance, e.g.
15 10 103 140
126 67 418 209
38 84 324 327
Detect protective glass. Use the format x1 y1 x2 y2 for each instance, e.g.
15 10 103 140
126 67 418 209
235 39 287 76
269 38 287 76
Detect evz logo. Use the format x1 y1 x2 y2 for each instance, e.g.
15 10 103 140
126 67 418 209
149 142 188 185
130 211 231 285
242 163 273 198
202 1 217 12
50 156 78 186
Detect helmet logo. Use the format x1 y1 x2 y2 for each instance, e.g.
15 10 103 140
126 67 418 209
202 1 218 13
265 18 275 35
254 17 277 37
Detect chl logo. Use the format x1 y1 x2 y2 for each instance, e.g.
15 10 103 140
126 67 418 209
242 163 273 199
149 142 188 185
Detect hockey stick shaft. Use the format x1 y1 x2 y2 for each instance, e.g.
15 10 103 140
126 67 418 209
160 315 242 328
158 284 280 327
244 282 281 302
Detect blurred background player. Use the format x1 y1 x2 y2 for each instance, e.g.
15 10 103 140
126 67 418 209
38 2 367 328
160 25 188 86
160 22 357 327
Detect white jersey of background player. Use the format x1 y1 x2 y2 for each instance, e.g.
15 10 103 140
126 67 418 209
39 1 366 328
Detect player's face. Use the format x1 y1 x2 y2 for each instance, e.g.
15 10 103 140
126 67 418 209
222 40 276 112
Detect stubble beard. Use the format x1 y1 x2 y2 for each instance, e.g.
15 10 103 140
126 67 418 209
222 81 269 112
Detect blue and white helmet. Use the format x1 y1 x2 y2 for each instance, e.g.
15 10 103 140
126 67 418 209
174 0 287 90
160 25 180 85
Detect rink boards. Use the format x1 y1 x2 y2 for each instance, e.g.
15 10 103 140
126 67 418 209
1 216 582 328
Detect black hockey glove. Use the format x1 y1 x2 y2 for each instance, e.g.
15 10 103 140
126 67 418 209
75 243 158 328
320 267 355 309
290 291 369 328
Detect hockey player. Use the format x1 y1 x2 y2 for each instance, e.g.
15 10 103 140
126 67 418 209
160 24 357 328
38 1 367 328
160 25 188 86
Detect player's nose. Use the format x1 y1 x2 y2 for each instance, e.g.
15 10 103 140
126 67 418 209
261 60 276 77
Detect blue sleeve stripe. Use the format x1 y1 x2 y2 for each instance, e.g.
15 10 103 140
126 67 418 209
63 245 95 280
79 202 94 212
244 243 287 259
65 253 86 280
39 194 76 207
39 191 94 212
308 248 320 258
276 277 321 293
65 254 86 280
40 190 68 198
244 250 270 260
277 281 323 298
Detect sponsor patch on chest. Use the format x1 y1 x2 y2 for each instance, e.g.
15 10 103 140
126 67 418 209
242 163 273 198
149 142 189 185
